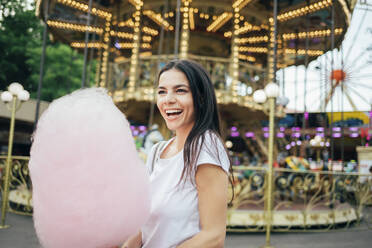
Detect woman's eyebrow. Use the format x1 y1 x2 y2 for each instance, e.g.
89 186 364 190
158 84 189 89
173 84 189 89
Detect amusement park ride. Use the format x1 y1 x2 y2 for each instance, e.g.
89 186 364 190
1 0 369 234
34 0 361 147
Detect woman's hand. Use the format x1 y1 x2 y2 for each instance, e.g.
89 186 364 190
121 231 142 248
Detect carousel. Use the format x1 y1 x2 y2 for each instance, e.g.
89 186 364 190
23 0 372 232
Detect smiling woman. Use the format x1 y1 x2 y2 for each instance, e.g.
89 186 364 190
122 59 233 248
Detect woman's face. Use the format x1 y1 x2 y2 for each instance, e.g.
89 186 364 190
157 69 195 133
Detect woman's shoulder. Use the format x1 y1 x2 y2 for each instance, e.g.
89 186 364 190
197 130 230 173
200 130 225 150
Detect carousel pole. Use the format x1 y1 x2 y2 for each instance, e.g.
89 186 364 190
81 0 93 88
262 0 278 247
34 0 50 129
174 0 181 57
87 12 99 87
322 40 326 113
149 0 167 128
330 0 335 161
231 3 240 103
281 37 286 97
294 30 299 139
98 13 113 88
179 0 191 59
303 0 310 140
127 1 143 98
340 46 345 163
95 42 103 87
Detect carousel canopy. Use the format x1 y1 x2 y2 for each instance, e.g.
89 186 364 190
35 0 357 126
36 0 355 66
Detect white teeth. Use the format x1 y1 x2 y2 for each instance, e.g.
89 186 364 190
165 109 182 114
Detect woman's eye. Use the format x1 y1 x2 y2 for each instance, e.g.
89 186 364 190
157 90 166 95
176 89 187 93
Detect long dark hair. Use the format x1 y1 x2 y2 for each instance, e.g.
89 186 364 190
158 59 234 198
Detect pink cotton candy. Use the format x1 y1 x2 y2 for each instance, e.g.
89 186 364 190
29 88 150 248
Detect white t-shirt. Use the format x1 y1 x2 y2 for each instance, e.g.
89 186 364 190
141 132 230 248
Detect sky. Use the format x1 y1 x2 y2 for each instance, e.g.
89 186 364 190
279 0 372 112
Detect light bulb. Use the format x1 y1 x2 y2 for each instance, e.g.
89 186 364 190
8 82 24 95
253 89 267 103
18 90 30 101
1 91 13 102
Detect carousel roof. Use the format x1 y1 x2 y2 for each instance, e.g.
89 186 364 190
35 0 358 126
36 0 356 67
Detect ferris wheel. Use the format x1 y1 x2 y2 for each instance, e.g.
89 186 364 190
281 5 372 113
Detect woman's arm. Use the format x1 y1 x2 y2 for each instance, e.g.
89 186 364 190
121 231 142 248
177 164 228 248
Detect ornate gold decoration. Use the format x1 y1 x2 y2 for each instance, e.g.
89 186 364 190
0 157 32 217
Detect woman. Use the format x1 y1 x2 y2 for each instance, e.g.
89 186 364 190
123 59 231 248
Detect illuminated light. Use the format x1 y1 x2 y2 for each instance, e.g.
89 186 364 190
278 0 333 22
128 0 143 7
116 42 151 49
110 30 133 39
142 26 158 36
206 12 233 32
70 42 103 48
235 36 268 44
224 31 232 37
142 35 152 42
282 28 343 40
285 48 324 56
189 8 195 30
238 46 268 53
235 22 261 35
144 10 174 30
238 54 256 62
57 0 111 19
47 20 103 34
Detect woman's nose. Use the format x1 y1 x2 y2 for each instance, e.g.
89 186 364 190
165 93 176 103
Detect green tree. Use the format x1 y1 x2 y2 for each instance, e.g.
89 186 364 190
26 43 96 102
0 1 96 102
0 1 41 90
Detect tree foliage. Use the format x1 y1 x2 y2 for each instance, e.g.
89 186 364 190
0 0 96 102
